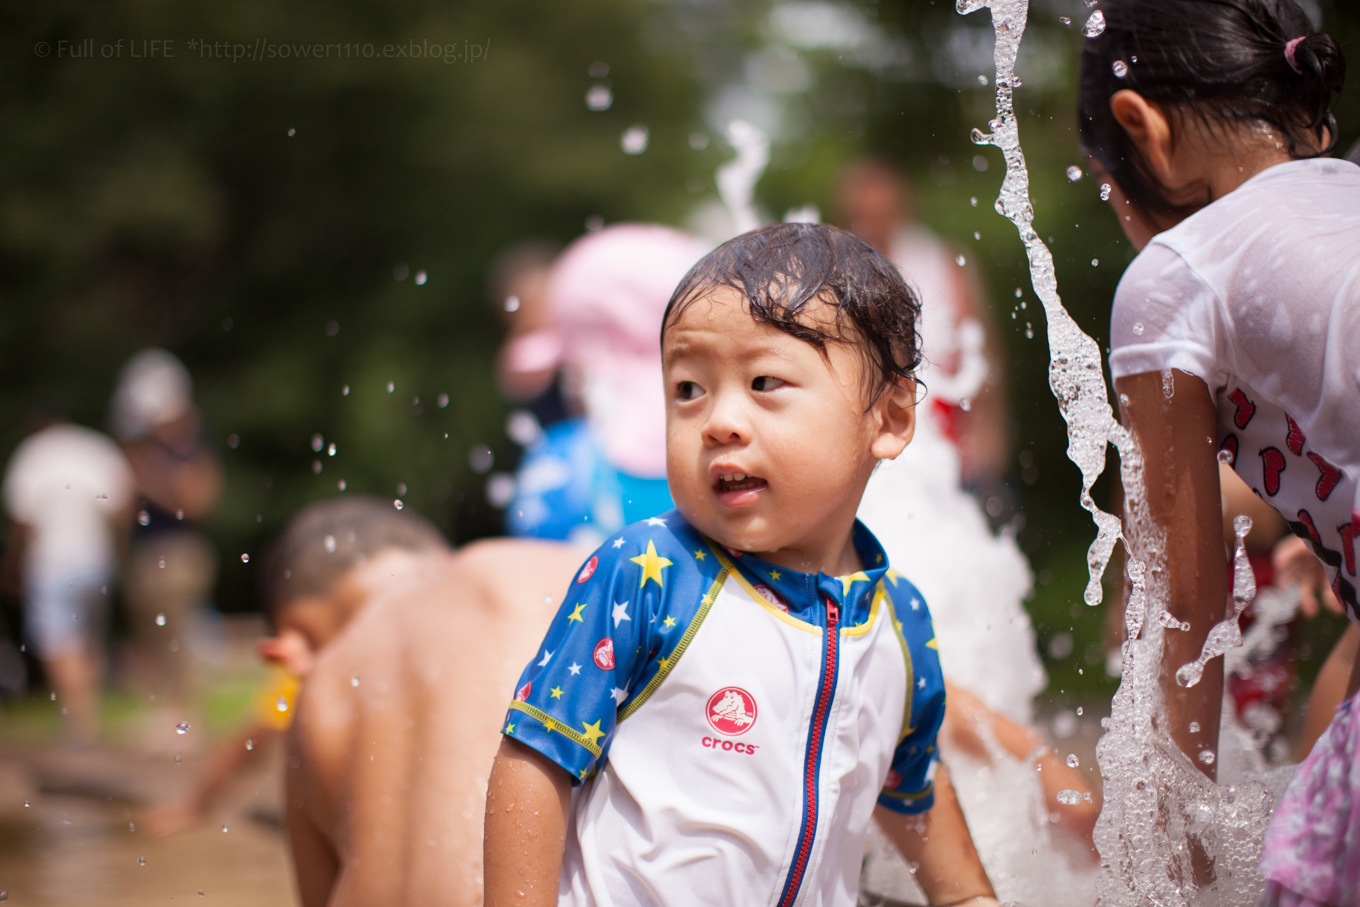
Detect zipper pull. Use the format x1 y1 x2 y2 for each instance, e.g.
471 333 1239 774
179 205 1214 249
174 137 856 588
825 598 839 629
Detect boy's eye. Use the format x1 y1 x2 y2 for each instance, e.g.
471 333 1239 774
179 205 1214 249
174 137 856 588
676 380 704 400
751 376 785 392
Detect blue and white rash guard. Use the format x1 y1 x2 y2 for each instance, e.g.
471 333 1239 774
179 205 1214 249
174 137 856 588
503 510 946 907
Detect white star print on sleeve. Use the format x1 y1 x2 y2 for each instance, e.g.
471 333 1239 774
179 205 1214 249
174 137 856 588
612 600 631 627
537 649 553 667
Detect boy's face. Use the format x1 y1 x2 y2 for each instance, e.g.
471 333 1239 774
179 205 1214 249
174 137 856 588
663 286 915 573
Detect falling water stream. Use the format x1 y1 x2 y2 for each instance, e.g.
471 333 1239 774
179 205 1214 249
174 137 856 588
956 0 1287 903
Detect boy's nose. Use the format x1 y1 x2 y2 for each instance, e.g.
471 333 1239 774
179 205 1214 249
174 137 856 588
701 394 748 447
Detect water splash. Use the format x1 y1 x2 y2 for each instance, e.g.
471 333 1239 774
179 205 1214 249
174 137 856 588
957 0 1282 902
1175 516 1255 689
715 120 770 236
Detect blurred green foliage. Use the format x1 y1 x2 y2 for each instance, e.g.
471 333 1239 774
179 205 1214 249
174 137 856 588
1 0 1357 703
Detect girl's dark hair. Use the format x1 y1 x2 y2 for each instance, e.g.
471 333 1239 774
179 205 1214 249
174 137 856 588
1078 0 1345 220
660 222 922 406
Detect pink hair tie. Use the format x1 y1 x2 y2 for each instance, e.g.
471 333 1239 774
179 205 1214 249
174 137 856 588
1285 36 1306 74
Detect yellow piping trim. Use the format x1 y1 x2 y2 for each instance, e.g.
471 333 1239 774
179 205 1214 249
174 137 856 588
883 589 916 743
507 701 603 758
710 544 821 634
617 568 728 722
840 582 884 637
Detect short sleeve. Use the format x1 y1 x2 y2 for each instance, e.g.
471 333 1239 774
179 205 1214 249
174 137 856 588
1108 241 1223 384
878 581 947 815
501 536 662 784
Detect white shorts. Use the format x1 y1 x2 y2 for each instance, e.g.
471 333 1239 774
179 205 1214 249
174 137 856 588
26 566 110 658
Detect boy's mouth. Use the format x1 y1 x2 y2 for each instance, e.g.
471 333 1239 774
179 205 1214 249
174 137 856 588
713 471 768 506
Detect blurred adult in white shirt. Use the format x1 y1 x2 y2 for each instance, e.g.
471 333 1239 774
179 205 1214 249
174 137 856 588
3 418 133 744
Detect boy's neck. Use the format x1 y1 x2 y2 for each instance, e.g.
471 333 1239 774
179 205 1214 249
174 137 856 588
748 524 865 579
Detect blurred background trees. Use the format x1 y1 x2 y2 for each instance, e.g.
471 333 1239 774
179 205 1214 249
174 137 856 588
2 0 1356 699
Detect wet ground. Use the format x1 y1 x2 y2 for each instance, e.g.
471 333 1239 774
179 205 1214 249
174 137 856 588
0 615 298 906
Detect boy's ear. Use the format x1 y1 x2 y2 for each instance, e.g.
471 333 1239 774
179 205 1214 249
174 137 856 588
869 376 916 461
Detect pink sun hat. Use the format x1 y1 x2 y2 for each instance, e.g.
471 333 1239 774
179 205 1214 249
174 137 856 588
549 223 709 478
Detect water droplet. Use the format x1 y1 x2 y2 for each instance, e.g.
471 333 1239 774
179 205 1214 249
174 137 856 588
620 124 649 155
955 255 966 266
342 384 350 396
1217 448 1234 464
1083 9 1106 36
240 553 250 563
396 482 407 495
1112 59 1129 78
227 433 240 449
415 270 428 286
585 84 613 111
287 127 296 137
158 556 166 569
1066 754 1080 768
1066 165 1084 182
973 231 981 240
437 393 449 408
312 459 322 474
1059 16 1072 25
588 61 609 78
155 613 167 627
969 197 978 207
245 738 255 751
138 857 147 866
222 824 229 833
175 722 190 735
1091 258 1100 267
276 695 289 713
351 675 361 687
1188 721 1201 733
387 381 395 393
199 891 205 897
1131 321 1145 335
138 510 151 526
324 535 337 553
1100 182 1113 201
338 480 347 491
1056 789 1084 805
469 445 495 474
1075 706 1084 716
393 499 404 511
325 319 339 336
129 820 135 831
328 443 337 456
1198 749 1216 765
1025 323 1034 339
977 74 988 85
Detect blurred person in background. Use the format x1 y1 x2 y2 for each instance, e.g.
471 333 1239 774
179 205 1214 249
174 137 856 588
835 156 1012 508
503 224 707 545
2 413 134 745
491 241 571 431
110 348 223 739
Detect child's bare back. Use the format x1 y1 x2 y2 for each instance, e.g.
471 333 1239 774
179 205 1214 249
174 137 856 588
286 539 586 906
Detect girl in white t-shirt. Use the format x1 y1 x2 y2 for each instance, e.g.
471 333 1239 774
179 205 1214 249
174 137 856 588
1079 0 1357 902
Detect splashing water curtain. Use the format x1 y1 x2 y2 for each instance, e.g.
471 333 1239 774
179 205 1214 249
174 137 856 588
956 0 1280 903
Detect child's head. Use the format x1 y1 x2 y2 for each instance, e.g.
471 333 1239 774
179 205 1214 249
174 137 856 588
1078 0 1344 226
659 222 920 567
259 496 446 673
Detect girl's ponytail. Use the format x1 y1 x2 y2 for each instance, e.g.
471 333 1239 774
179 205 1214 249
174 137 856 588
1286 32 1346 152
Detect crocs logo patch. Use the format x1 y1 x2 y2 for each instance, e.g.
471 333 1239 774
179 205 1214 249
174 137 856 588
706 687 757 736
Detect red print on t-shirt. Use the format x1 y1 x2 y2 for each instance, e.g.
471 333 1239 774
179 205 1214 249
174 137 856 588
1339 517 1357 577
1260 447 1286 496
1306 451 1342 502
1285 414 1306 456
1230 388 1256 430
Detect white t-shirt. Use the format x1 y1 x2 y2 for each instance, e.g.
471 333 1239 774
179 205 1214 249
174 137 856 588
1109 157 1360 622
3 424 134 578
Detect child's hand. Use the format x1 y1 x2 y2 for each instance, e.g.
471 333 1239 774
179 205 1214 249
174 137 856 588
1273 535 1342 618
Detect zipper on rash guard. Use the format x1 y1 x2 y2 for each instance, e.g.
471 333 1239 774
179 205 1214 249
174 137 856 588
776 597 840 907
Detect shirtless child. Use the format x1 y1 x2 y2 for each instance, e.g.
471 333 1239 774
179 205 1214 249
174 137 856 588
250 496 585 906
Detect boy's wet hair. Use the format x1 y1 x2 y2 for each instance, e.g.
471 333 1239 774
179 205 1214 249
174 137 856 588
260 495 446 620
1078 0 1345 221
661 223 922 405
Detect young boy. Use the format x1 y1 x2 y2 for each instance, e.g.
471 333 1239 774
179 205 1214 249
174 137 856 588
485 223 998 906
